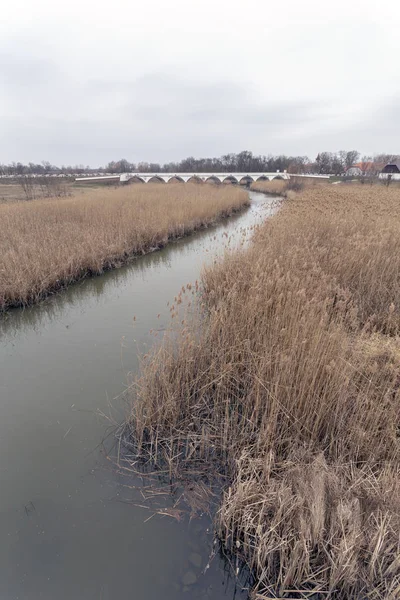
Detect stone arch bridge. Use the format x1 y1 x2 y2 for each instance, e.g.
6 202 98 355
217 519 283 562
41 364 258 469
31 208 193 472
75 172 290 184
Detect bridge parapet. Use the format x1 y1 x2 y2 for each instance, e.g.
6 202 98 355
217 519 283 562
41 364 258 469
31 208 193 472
115 172 290 184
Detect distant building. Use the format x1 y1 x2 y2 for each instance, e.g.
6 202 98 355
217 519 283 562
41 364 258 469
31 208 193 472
381 160 400 174
346 162 375 177
380 160 400 181
346 161 380 178
346 165 363 177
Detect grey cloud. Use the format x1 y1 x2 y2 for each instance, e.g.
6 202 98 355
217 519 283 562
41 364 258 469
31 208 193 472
117 76 249 119
1 0 399 164
295 96 400 157
1 71 399 164
0 42 67 118
87 73 328 131
0 49 59 88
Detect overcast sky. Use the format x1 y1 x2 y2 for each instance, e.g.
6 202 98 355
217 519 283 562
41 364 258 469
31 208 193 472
1 0 399 166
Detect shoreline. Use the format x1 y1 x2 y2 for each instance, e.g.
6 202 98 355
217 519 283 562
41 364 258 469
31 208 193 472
126 183 400 599
249 187 286 197
1 200 250 313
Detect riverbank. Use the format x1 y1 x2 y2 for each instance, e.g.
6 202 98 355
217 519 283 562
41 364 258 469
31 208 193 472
0 184 248 310
0 191 270 600
250 177 328 197
250 178 289 196
127 184 400 598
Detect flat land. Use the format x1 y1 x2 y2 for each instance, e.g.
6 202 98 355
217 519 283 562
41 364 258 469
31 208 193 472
129 183 400 599
0 181 37 202
0 183 248 309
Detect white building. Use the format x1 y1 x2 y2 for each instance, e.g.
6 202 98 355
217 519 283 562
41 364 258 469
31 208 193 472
379 160 400 181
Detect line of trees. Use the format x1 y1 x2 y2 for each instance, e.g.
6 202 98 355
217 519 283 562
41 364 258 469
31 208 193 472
0 151 398 177
0 161 92 176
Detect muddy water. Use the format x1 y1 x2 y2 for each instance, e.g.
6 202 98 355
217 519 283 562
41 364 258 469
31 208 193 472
0 192 277 600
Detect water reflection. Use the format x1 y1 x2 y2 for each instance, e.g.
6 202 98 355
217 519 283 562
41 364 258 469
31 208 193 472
0 192 277 600
0 198 273 341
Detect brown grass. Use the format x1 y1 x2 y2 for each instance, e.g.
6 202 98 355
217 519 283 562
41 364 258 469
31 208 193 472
250 179 288 195
251 177 330 196
127 184 400 598
0 183 248 309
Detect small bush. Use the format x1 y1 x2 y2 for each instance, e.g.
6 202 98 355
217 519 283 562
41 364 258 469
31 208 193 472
19 176 69 200
286 176 304 192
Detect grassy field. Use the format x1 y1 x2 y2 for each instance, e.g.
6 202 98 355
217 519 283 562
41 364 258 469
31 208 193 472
0 183 248 310
0 181 37 202
128 184 400 598
0 179 120 202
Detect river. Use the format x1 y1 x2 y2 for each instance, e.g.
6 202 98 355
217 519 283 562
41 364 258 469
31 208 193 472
0 191 277 600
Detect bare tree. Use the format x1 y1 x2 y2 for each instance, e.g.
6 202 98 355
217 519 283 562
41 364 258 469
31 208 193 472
331 154 345 175
337 150 347 174
345 150 360 171
316 152 333 174
19 176 69 200
385 173 393 187
38 177 69 198
19 177 37 200
359 156 379 184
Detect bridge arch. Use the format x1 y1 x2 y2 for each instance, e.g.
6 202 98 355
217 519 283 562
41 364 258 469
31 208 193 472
271 175 284 180
256 175 270 182
187 176 203 184
148 176 166 184
222 175 238 184
205 176 222 184
239 175 254 185
167 176 185 183
128 176 145 183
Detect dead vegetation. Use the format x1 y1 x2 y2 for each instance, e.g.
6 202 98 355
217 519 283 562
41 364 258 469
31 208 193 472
250 176 333 197
127 184 400 598
0 179 74 203
250 179 288 196
19 176 70 200
0 183 248 310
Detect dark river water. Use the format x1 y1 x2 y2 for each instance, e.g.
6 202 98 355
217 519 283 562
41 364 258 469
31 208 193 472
0 192 277 600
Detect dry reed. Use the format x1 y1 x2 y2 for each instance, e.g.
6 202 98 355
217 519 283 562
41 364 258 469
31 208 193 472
251 177 327 196
0 183 248 309
127 184 400 598
250 179 288 195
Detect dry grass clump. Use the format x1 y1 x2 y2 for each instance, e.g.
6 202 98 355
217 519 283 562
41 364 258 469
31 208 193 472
0 183 248 309
274 184 400 334
251 177 327 196
128 184 400 598
250 179 288 195
222 454 400 599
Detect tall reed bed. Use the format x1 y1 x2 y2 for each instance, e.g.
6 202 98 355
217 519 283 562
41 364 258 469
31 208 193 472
250 178 288 195
250 177 328 196
128 184 400 598
0 184 248 309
